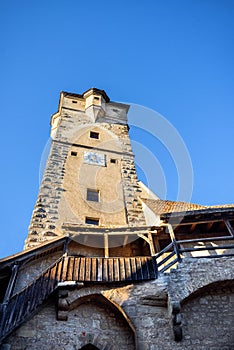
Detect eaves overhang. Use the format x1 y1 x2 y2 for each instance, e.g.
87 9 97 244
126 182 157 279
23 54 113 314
0 236 68 268
160 207 234 225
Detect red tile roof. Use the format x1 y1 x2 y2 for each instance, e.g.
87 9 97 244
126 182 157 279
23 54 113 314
142 198 234 215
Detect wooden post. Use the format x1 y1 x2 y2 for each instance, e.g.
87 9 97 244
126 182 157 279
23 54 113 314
189 223 197 232
3 263 19 305
104 233 109 258
63 237 69 257
137 233 154 256
224 220 234 237
123 235 128 246
167 224 182 262
147 231 156 256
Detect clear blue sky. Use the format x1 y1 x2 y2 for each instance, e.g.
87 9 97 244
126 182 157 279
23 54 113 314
0 0 234 258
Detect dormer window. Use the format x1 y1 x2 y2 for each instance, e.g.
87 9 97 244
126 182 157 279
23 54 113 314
90 131 99 139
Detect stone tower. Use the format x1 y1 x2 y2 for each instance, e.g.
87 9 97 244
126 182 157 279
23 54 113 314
0 88 234 350
25 88 145 250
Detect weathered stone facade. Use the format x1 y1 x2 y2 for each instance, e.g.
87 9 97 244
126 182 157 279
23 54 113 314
6 297 135 350
4 257 234 349
26 90 145 249
1 88 234 350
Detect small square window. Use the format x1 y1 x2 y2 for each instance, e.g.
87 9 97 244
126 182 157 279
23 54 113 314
110 159 117 164
94 96 100 100
72 100 77 104
90 131 99 139
71 151 77 156
85 217 99 225
87 189 99 202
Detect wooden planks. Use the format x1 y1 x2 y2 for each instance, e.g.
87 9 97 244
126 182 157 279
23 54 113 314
0 257 64 343
0 255 157 343
63 256 157 283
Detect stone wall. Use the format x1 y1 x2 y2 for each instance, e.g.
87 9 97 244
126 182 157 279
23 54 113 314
26 102 146 249
182 282 234 349
5 295 135 350
102 123 145 227
3 257 234 350
13 252 62 294
25 138 70 248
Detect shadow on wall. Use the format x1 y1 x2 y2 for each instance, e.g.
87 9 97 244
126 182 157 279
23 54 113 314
181 280 234 348
69 293 136 350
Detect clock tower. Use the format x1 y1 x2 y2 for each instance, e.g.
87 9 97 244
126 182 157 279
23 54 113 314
25 88 146 249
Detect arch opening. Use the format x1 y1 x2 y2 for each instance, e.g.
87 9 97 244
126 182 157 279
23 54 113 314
181 279 234 348
70 293 136 350
79 345 100 350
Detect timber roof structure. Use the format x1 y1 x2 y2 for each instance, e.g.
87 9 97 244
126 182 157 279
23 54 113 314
142 198 234 215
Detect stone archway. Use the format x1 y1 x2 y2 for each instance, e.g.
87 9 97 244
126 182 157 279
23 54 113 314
181 279 234 348
70 293 135 350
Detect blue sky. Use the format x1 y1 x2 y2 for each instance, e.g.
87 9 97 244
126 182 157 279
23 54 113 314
0 0 234 258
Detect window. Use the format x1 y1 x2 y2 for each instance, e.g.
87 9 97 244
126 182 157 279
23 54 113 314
72 100 77 104
110 159 117 164
85 217 99 225
94 96 100 100
90 131 99 139
87 189 99 202
71 151 77 156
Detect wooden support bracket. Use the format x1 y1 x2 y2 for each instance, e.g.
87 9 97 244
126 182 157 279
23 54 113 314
224 220 234 236
104 233 109 258
3 264 19 305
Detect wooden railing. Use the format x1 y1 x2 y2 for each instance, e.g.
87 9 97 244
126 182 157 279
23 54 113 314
1 238 234 342
0 257 62 342
0 256 157 342
154 235 234 273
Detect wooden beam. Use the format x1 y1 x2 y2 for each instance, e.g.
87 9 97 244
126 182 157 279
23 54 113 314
71 230 147 236
3 264 19 304
177 235 234 244
147 232 156 256
165 224 182 262
180 243 234 252
123 235 128 246
63 237 69 256
137 233 151 245
206 222 214 231
137 233 156 256
224 220 234 237
154 236 161 253
189 223 197 232
104 233 109 258
170 218 222 226
150 230 230 241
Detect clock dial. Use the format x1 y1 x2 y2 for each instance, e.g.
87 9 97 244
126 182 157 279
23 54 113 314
83 151 106 166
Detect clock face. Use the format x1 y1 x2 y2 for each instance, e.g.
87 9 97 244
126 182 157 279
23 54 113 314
83 151 106 166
